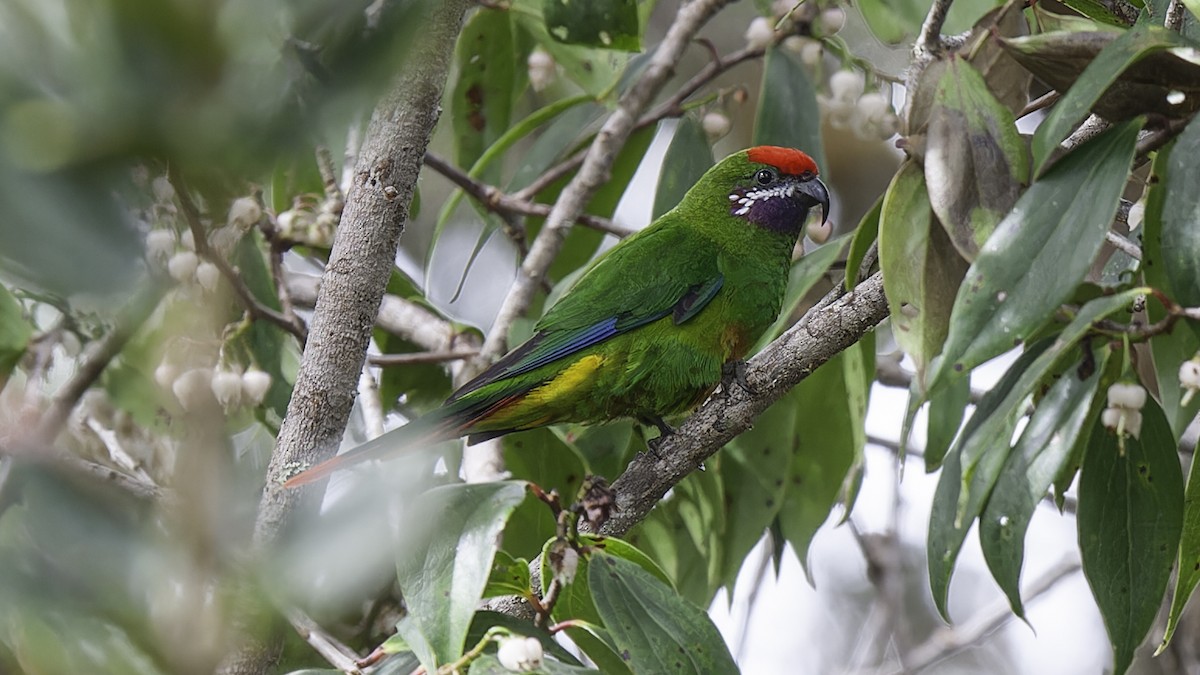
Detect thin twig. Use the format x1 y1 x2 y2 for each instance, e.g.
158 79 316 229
914 0 956 59
1019 91 1059 119
315 145 345 203
358 366 386 440
285 607 363 674
476 0 737 368
369 349 479 366
269 241 308 335
1105 230 1142 260
898 558 1081 672
168 168 308 342
423 153 632 238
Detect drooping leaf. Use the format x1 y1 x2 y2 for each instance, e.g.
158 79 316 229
628 469 724 605
754 46 824 171
964 0 1033 115
451 9 517 180
1079 401 1183 675
929 120 1140 392
653 115 714 220
1016 26 1196 172
588 553 739 675
844 195 882 291
926 58 1028 261
981 350 1105 617
0 283 30 387
1160 113 1200 309
394 482 528 671
778 339 870 580
879 161 969 381
924 373 970 471
542 0 640 51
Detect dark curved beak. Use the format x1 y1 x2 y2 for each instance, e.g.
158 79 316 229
798 177 831 224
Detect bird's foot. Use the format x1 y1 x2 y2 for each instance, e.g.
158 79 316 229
640 416 675 459
722 360 756 396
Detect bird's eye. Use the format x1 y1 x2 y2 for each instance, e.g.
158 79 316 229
754 169 775 186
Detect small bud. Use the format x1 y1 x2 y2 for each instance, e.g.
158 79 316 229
1180 360 1200 389
527 48 556 92
276 209 299 238
818 94 854 129
172 368 212 411
211 369 243 410
857 92 891 122
800 40 825 67
557 547 580 585
241 368 272 406
744 16 775 51
1106 382 1147 410
829 69 865 102
807 219 833 244
195 261 220 293
227 196 262 231
152 175 175 203
155 361 179 390
782 35 806 54
167 251 200 283
180 229 196 251
496 636 544 672
208 225 243 257
145 229 177 267
1100 407 1122 431
702 111 732 140
817 7 846 35
1124 409 1143 439
772 0 798 20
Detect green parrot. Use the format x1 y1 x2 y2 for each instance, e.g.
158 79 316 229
286 145 829 487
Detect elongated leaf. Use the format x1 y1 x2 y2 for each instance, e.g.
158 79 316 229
542 0 640 51
1161 114 1200 309
924 373 970 471
844 195 882 291
930 120 1140 392
653 116 714 220
879 161 969 381
1028 26 1191 172
778 340 869 579
514 12 628 98
926 58 1028 261
964 0 1033 115
1162 429 1200 651
395 482 528 671
0 283 30 387
754 46 824 171
629 468 725 605
981 351 1104 617
1079 401 1183 675
588 553 739 675
451 9 516 178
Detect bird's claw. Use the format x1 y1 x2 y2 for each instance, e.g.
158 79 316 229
640 416 674 459
722 360 756 396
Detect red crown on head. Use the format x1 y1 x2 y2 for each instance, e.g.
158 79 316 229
746 146 818 177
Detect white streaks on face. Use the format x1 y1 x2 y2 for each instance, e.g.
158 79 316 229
729 183 797 217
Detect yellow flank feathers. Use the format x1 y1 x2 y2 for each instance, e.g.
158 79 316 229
525 354 605 407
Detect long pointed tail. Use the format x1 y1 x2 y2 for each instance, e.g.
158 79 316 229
283 415 453 488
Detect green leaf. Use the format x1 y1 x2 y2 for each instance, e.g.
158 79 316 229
1160 114 1200 309
514 12 628 98
469 654 600 674
652 115 714 220
542 0 640 51
930 120 1140 392
964 0 1034 115
1029 26 1190 172
451 9 516 178
588 553 739 675
1162 430 1200 651
0 283 29 386
482 550 532 599
1079 401 1183 675
757 235 849 348
754 46 824 170
844 195 882 292
926 58 1028 261
879 161 969 381
501 428 588 559
924 373 970 471
394 482 528 671
980 351 1104 617
778 340 870 580
376 330 454 413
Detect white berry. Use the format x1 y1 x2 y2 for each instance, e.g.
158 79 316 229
167 251 200 283
227 196 262 231
818 7 846 35
496 636 543 672
830 69 865 102
152 175 175 202
155 361 178 390
702 111 732 140
1127 201 1145 230
195 261 220 293
1107 382 1147 410
1181 360 1200 389
172 368 212 411
745 16 775 51
241 368 272 406
527 48 556 93
211 369 243 409
145 229 177 267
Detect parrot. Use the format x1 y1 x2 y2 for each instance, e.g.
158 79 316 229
285 145 829 487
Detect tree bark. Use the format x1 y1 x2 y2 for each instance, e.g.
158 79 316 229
217 2 472 672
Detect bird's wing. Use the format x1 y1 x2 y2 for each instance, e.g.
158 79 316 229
451 223 721 400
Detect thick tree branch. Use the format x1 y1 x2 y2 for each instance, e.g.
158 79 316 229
218 2 473 673
476 0 736 368
596 272 890 536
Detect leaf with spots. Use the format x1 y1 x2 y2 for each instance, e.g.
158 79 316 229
542 0 640 51
925 57 1028 262
928 119 1139 394
879 161 969 383
1162 426 1200 652
1160 114 1200 312
588 553 739 675
451 9 517 180
778 338 870 581
1079 400 1183 675
393 481 528 672
980 349 1105 618
514 9 629 98
924 373 970 471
